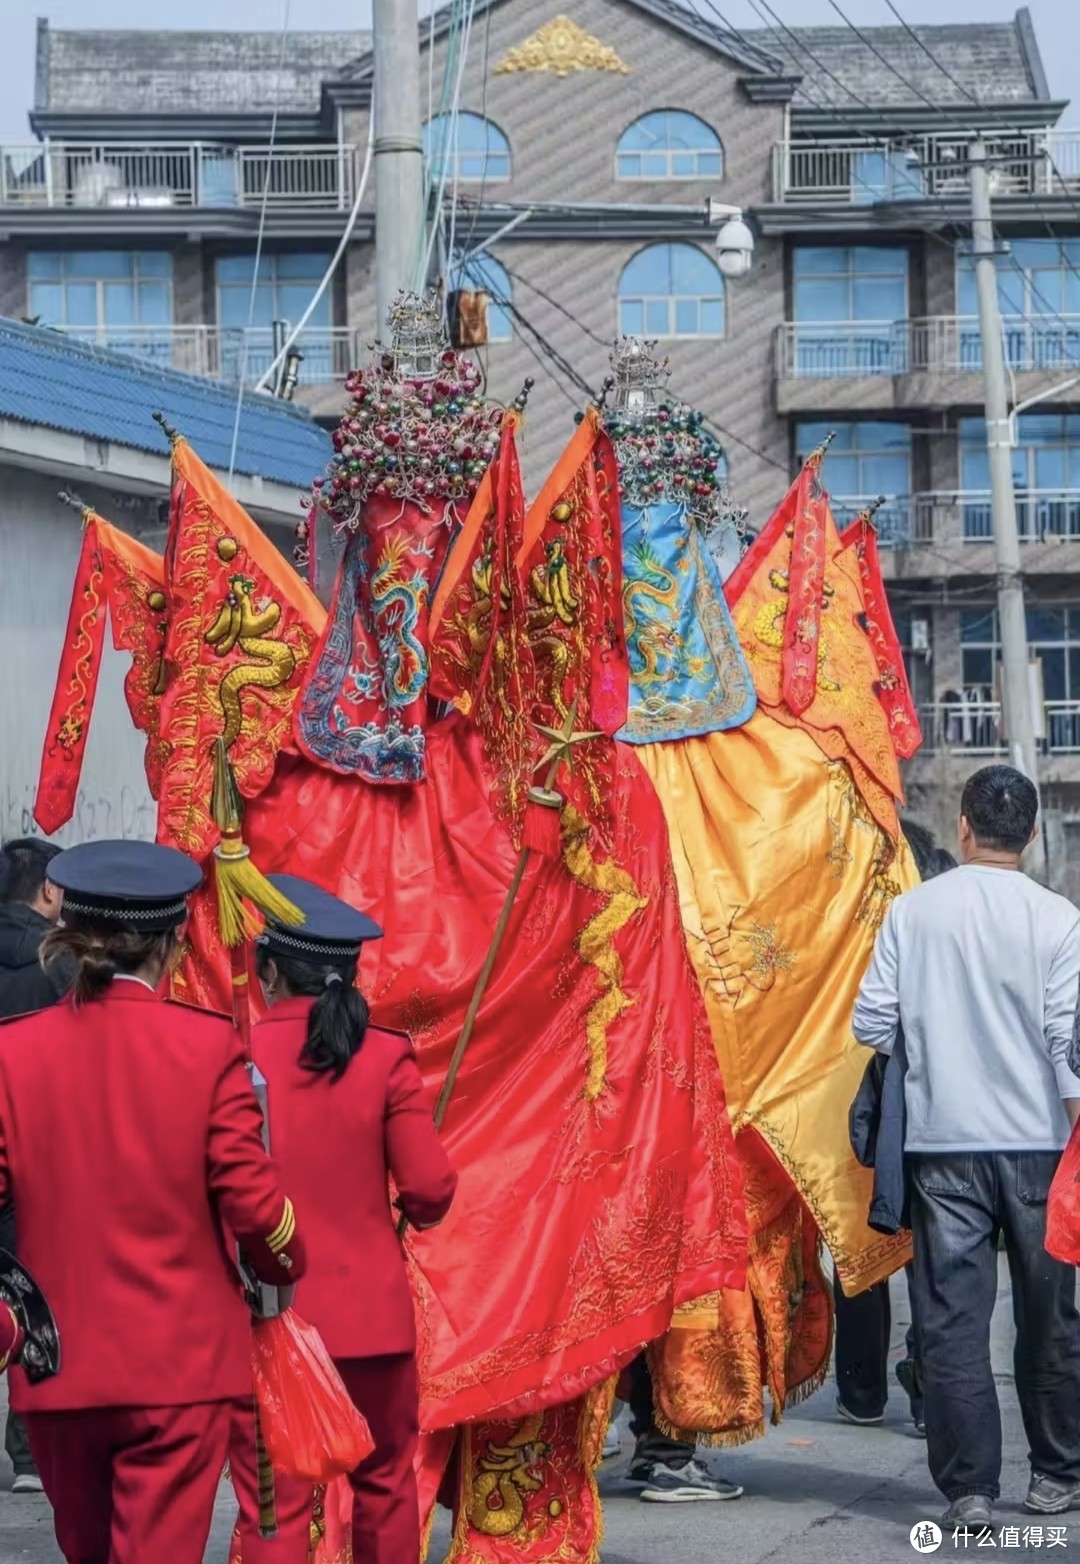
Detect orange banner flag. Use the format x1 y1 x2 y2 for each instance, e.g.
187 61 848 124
727 457 905 837
156 434 326 860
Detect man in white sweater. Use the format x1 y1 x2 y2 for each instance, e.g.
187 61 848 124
854 764 1080 1533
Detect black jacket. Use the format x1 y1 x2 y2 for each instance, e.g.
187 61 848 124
849 1027 908 1235
0 903 67 1021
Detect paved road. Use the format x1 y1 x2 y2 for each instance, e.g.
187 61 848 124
0 1261 1063 1562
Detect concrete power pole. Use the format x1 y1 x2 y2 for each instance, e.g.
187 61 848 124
969 139 1040 792
372 0 426 335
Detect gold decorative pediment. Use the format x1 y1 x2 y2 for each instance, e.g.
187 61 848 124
495 15 630 78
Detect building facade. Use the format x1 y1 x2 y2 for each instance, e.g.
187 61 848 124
2 6 1080 876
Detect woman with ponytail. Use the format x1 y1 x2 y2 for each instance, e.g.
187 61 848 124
0 840 304 1564
229 873 456 1564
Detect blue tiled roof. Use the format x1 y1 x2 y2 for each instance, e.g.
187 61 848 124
0 317 332 490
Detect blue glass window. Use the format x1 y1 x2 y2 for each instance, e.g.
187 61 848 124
955 241 1080 372
795 421 912 544
791 247 907 376
616 111 723 180
959 604 1080 703
423 113 510 183
960 414 1080 542
450 251 512 342
618 243 725 338
28 251 173 354
215 252 332 382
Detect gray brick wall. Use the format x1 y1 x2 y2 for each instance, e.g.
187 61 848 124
343 0 788 519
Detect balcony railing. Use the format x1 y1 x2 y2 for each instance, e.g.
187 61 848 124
916 700 1080 756
58 323 361 386
772 129 1080 204
0 142 358 210
914 490 1080 547
775 317 1080 378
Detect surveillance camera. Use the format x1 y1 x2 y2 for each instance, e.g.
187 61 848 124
715 215 755 280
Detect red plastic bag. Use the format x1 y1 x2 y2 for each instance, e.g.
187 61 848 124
1046 1120 1080 1264
251 1309 374 1481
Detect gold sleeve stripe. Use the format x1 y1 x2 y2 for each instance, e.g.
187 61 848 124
267 1199 295 1254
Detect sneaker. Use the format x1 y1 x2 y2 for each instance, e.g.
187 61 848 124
912 1418 927 1439
942 1495 993 1530
639 1459 744 1503
11 1474 43 1494
1025 1474 1080 1514
835 1397 885 1428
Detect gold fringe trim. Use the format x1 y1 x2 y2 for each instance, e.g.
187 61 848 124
214 840 304 948
561 805 649 1099
652 1405 767 1450
784 1354 832 1411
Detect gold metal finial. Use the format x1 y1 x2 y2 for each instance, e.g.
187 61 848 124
856 494 888 528
532 696 604 782
513 377 536 412
152 409 181 446
806 430 837 470
210 737 244 838
57 489 94 525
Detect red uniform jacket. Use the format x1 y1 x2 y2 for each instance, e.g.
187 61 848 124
252 1000 456 1358
0 982 304 1414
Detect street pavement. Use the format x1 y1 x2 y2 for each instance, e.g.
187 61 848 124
0 1259 1066 1562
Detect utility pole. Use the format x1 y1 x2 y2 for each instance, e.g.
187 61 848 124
372 0 426 334
969 139 1040 792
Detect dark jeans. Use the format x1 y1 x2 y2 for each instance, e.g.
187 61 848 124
628 1352 695 1467
833 1267 919 1420
909 1150 1080 1503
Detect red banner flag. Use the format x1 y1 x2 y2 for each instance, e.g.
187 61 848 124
840 510 923 760
780 451 829 717
429 414 539 839
34 520 108 836
97 521 170 797
157 435 326 860
516 409 628 835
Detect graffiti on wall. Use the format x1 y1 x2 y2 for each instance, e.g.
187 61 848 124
0 781 155 846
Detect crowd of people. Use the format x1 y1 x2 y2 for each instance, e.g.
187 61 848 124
0 760 1078 1560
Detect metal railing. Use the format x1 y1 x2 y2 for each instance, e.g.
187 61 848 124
917 700 1080 756
0 142 358 210
775 316 1080 378
772 129 1080 204
913 490 1080 547
58 323 361 385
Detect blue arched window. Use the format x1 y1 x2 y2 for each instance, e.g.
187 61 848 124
617 111 723 180
423 113 511 183
618 243 725 338
451 251 512 342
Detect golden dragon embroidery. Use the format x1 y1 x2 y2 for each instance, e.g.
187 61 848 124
467 1415 551 1538
205 574 296 748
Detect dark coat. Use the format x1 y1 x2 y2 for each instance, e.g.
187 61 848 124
849 1027 909 1235
0 904 67 1021
0 903 69 1257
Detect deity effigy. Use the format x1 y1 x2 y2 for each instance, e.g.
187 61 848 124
35 296 920 1561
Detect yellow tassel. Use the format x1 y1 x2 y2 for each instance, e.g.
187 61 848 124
210 738 304 948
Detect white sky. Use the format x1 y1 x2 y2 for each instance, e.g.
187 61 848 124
0 0 1075 140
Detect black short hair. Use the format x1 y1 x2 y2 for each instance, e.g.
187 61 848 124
900 819 936 878
0 838 62 906
960 765 1038 853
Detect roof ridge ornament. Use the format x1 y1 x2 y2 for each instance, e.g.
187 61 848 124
495 15 630 78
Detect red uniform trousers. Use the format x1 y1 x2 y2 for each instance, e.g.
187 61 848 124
26 1398 236 1564
231 1353 420 1564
